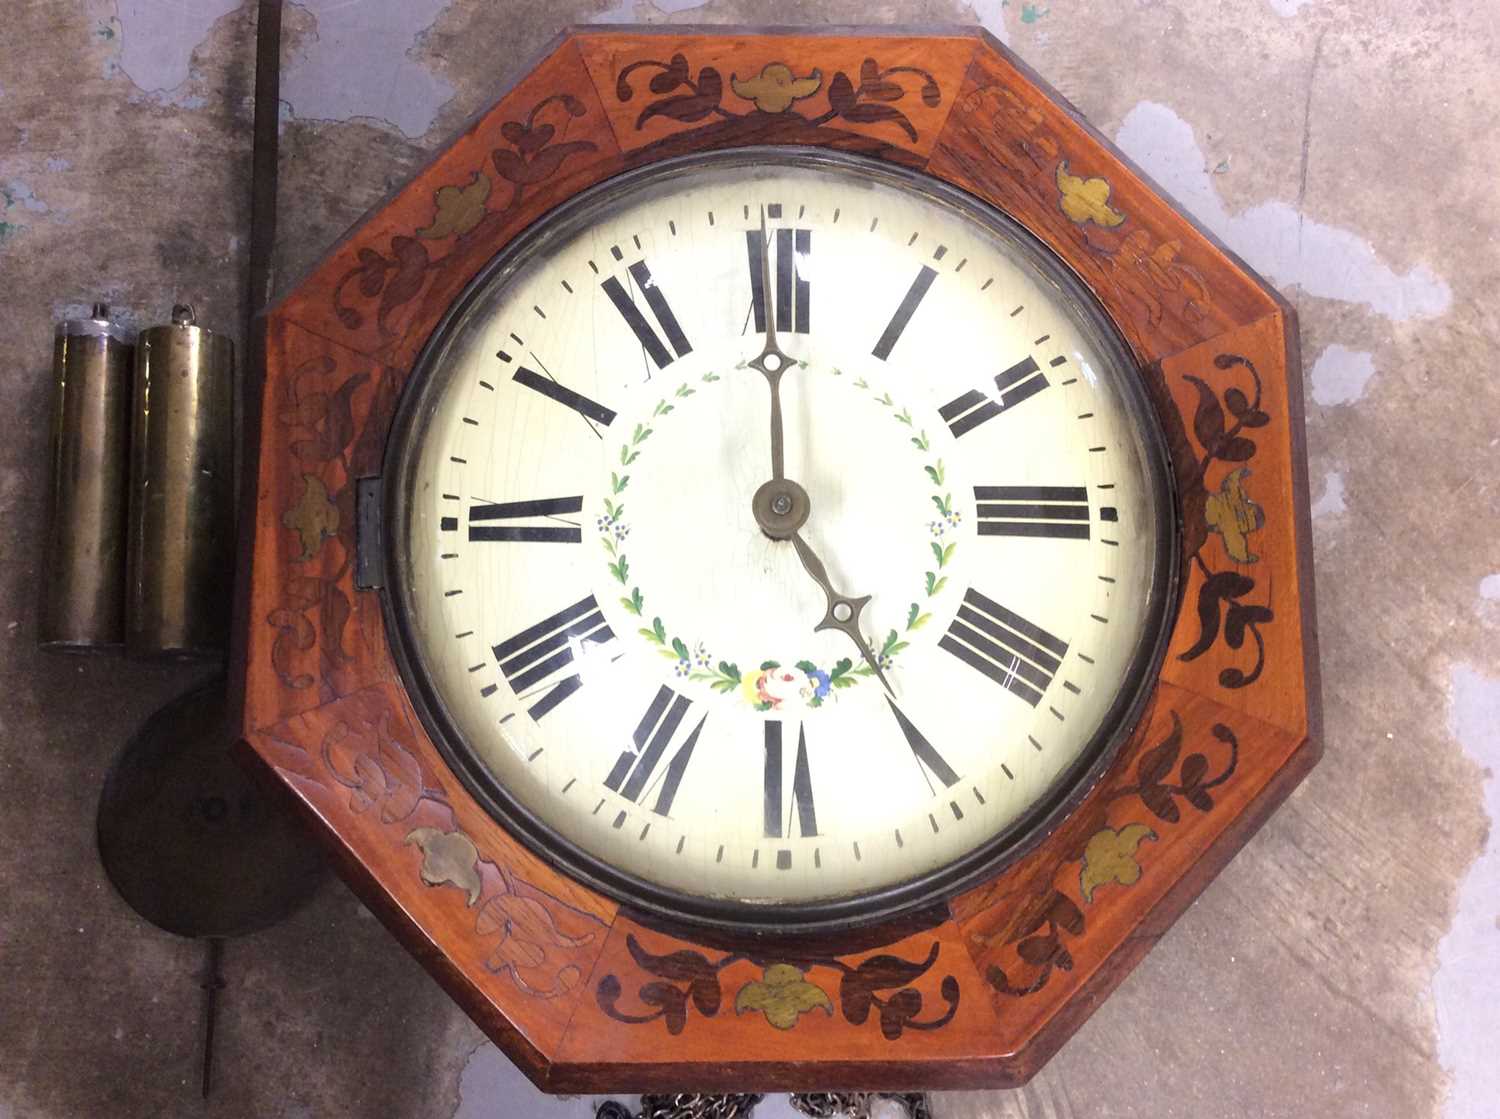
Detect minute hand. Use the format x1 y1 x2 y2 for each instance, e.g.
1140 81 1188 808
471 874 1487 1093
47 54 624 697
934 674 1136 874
789 530 895 697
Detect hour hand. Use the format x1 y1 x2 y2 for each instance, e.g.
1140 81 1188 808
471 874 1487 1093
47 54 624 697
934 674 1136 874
789 531 895 697
747 207 793 381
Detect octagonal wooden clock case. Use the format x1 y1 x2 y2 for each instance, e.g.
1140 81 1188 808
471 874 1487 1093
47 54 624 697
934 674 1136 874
237 25 1319 1092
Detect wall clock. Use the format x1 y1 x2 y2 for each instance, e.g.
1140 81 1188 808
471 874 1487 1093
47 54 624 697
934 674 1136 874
240 26 1318 1091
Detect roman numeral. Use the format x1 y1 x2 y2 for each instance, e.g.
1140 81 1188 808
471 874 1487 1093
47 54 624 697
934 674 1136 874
746 227 811 334
939 356 1052 437
872 265 937 360
975 486 1089 540
465 496 582 543
939 588 1068 706
602 260 692 369
763 721 817 838
492 595 615 721
887 697 959 790
604 685 706 817
512 367 616 428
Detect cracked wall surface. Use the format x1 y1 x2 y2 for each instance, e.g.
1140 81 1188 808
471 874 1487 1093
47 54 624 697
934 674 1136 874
1 1 1496 1117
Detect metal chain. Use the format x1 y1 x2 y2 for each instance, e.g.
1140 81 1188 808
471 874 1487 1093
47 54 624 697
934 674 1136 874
596 1094 764 1119
595 1092 929 1119
790 1092 931 1119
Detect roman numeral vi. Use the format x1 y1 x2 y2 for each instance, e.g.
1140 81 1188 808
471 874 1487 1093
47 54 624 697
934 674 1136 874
763 721 817 838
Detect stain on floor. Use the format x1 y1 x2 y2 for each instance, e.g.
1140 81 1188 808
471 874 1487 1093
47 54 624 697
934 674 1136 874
1 2 1495 1117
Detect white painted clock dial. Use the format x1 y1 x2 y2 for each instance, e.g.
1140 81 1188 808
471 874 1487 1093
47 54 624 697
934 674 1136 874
388 150 1174 920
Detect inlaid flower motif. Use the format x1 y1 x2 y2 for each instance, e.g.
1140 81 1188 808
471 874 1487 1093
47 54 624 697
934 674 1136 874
405 827 482 905
282 472 339 562
1204 467 1265 564
416 171 491 240
734 964 834 1030
475 891 593 995
730 63 823 113
1056 161 1126 227
1078 823 1157 903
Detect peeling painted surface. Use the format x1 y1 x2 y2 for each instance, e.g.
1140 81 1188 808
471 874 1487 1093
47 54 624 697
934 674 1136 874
281 0 457 138
1437 665 1500 1119
1311 469 1346 519
1 182 49 214
1310 343 1376 405
1115 102 1452 322
454 1043 609 1118
113 0 241 93
967 0 1013 43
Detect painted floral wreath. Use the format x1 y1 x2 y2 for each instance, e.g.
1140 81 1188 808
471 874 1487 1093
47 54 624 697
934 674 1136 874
601 365 957 712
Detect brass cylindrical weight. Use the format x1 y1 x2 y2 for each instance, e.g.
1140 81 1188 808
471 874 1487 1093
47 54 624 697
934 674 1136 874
126 305 235 660
40 303 134 652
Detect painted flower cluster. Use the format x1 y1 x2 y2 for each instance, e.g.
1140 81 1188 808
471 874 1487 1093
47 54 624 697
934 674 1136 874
600 366 954 711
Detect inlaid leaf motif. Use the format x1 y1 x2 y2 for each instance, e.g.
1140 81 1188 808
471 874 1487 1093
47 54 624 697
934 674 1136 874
638 981 690 1035
1110 713 1240 823
373 715 425 821
1187 373 1226 449
355 249 386 298
838 943 940 1025
266 607 316 689
877 987 924 1040
500 118 553 155
1181 571 1255 660
624 934 722 1017
637 66 723 127
1179 752 1209 789
826 71 857 115
492 141 597 187
375 236 429 329
618 52 689 100
647 54 690 94
278 390 327 427
1224 601 1274 650
282 575 323 611
290 373 367 463
1136 714 1182 786
841 101 917 140
319 583 352 666
476 893 593 994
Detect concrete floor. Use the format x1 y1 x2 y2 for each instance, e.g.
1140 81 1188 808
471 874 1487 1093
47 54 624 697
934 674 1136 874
2 1 1497 1117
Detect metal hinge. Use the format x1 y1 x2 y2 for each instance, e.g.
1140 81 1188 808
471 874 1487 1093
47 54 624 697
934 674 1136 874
354 476 385 590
